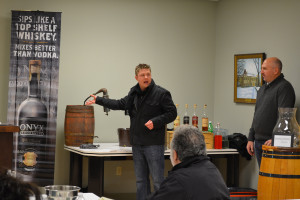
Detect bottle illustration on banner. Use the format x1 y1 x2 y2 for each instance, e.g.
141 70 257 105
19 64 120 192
17 60 49 184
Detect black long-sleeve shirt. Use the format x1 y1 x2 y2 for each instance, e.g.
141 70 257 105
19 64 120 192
95 79 177 145
248 73 295 141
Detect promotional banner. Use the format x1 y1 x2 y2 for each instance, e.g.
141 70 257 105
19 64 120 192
7 10 61 186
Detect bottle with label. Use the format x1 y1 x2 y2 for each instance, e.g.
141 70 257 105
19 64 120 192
17 60 49 185
214 122 222 149
202 104 208 131
183 104 189 125
192 104 198 128
208 121 213 133
173 104 180 130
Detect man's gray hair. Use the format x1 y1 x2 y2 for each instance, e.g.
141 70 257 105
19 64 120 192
171 125 207 161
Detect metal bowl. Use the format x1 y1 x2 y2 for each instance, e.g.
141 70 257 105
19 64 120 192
45 185 80 200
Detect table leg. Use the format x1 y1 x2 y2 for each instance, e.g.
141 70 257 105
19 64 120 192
227 154 239 187
88 157 104 197
69 152 83 188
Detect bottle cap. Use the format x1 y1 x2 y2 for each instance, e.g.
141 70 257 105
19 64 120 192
29 60 41 81
29 60 41 66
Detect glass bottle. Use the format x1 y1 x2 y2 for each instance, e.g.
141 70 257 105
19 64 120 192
17 60 49 185
183 104 189 125
202 104 208 131
214 122 222 149
208 121 213 133
173 104 180 130
192 104 198 128
272 107 300 147
222 129 229 149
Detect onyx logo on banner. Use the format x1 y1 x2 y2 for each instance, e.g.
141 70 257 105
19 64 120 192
7 11 61 186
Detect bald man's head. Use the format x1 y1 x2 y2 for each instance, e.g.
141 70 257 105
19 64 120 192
261 57 282 83
267 57 282 71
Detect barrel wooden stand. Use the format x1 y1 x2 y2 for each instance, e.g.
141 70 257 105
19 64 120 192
258 145 300 200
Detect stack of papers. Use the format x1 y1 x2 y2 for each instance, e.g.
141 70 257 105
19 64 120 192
100 197 114 200
82 193 113 200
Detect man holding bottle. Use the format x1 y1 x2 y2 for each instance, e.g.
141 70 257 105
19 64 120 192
86 64 177 200
246 57 295 167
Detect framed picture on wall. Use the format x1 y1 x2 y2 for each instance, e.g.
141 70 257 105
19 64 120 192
234 53 266 103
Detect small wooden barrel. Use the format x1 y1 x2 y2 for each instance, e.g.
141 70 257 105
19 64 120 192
258 145 300 200
64 105 95 146
203 132 214 149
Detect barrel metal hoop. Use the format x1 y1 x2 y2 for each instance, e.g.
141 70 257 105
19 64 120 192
66 110 94 114
65 115 94 118
259 172 300 179
263 150 300 155
262 154 300 159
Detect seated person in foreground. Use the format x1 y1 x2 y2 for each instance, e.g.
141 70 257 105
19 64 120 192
148 125 230 200
0 171 41 200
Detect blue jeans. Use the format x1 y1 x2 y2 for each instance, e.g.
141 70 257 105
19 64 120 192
254 140 266 169
132 145 165 200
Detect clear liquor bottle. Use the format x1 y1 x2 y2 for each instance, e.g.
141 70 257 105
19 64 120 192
202 104 208 131
17 60 49 185
183 104 190 125
192 104 198 128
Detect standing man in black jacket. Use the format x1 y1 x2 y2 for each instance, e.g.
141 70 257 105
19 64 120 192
86 64 177 200
148 125 230 200
246 57 295 167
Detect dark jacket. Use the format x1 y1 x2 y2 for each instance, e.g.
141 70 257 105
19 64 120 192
96 79 177 145
148 156 230 200
248 73 295 141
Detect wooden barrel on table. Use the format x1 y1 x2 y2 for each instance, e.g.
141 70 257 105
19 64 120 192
258 145 300 200
64 105 95 146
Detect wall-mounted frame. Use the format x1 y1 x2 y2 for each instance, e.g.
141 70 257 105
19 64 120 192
234 53 266 103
